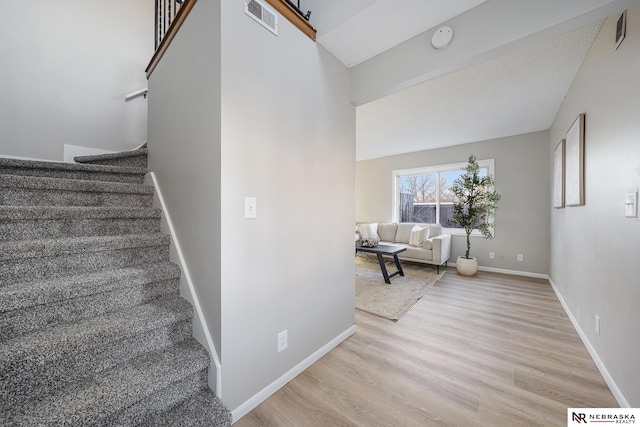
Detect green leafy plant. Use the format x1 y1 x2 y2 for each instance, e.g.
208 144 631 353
451 155 501 259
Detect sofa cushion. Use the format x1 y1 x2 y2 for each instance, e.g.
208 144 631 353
395 223 416 244
422 239 433 250
358 223 379 241
427 224 443 237
409 225 429 247
378 223 398 242
400 246 433 261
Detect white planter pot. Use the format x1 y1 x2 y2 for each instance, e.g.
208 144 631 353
456 256 478 276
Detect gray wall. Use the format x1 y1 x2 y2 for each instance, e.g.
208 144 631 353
549 5 640 406
219 1 355 411
147 0 223 387
149 0 356 413
1 0 153 160
356 132 550 275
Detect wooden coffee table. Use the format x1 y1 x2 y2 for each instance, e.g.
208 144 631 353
356 243 407 284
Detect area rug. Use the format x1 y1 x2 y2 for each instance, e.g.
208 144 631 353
355 254 445 320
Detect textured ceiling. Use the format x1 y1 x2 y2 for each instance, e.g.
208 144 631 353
317 0 487 67
355 21 604 160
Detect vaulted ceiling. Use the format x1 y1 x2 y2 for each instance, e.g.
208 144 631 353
316 0 488 67
353 20 603 160
310 0 639 160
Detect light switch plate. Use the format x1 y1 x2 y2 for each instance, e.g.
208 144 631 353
245 197 257 219
625 192 638 218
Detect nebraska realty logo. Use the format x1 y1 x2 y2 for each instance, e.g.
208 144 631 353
568 408 638 424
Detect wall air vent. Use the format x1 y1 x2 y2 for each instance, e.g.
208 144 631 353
245 0 278 36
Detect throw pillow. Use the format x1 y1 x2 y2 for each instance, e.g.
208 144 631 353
395 223 416 243
358 223 380 241
409 225 429 247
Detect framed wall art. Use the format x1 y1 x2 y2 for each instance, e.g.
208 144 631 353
553 139 565 208
565 113 585 207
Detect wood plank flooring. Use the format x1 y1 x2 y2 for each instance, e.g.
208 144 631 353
235 267 617 426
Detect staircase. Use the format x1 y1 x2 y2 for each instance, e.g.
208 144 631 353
0 149 232 426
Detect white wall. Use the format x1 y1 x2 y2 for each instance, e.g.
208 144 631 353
148 0 356 415
549 6 640 407
0 0 153 160
220 1 355 412
356 132 550 275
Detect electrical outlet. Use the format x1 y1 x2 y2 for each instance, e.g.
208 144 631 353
517 253 524 262
595 315 600 335
498 254 505 261
277 329 288 353
489 252 495 259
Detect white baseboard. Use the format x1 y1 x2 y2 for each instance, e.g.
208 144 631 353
477 265 549 279
448 262 549 279
231 325 357 423
548 277 630 408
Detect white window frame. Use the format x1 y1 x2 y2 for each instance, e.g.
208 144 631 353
392 159 496 237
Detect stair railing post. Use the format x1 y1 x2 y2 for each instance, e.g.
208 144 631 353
155 0 184 51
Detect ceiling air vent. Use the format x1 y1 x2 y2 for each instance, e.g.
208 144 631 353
245 0 278 36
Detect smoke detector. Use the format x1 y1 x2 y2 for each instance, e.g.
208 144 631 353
431 26 453 49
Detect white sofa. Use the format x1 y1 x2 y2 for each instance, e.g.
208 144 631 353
357 222 451 272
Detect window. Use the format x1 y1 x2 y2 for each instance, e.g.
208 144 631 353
393 159 495 234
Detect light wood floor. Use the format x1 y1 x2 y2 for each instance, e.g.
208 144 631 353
235 267 617 426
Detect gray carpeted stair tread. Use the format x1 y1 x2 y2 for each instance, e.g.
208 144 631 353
2 320 193 412
0 234 171 287
0 283 181 343
1 153 232 423
5 339 210 426
0 233 170 262
0 205 161 220
112 370 212 427
75 148 148 168
141 388 232 426
0 173 153 194
1 297 195 407
1 296 193 365
0 206 162 240
0 263 182 341
74 148 148 163
0 263 181 313
0 173 154 207
0 157 146 183
0 175 154 207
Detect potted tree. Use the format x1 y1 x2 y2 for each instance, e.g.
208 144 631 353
450 155 501 276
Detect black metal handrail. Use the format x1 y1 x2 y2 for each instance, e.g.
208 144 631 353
155 0 184 50
283 0 311 21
